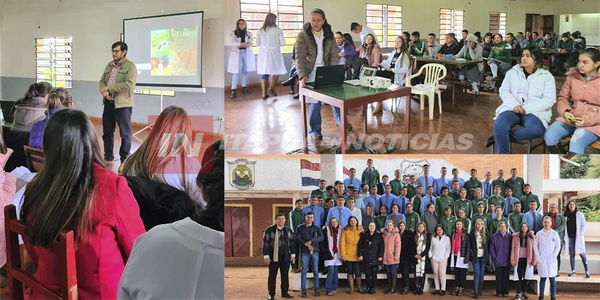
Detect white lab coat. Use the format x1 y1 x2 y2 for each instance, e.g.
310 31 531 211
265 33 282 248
227 30 257 74
564 211 586 255
117 218 224 300
256 27 287 75
534 229 561 278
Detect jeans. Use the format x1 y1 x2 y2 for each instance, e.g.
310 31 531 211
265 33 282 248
569 237 589 272
398 261 410 289
325 265 339 293
472 257 486 285
544 121 599 154
231 51 248 89
539 277 556 297
261 74 270 80
385 264 398 281
308 102 345 136
102 100 132 162
301 252 319 289
494 111 546 154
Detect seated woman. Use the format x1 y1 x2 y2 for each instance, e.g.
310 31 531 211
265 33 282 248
121 106 204 206
11 82 52 132
28 88 73 149
545 48 600 154
452 34 484 96
486 34 513 91
335 31 359 79
358 33 381 67
20 109 145 299
0 128 17 274
343 33 357 50
492 46 556 154
374 36 411 114
117 141 224 299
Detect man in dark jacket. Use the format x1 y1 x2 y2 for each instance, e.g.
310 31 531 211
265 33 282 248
263 213 296 299
435 33 461 58
295 212 324 297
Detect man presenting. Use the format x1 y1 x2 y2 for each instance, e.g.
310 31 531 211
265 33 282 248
99 41 136 164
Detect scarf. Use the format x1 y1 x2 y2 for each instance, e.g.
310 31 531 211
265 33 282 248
548 212 557 229
332 226 339 254
452 229 463 254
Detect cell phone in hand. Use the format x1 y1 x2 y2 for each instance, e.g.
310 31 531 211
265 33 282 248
565 115 578 121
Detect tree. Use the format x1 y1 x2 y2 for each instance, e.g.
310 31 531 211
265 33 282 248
560 155 591 179
586 155 600 179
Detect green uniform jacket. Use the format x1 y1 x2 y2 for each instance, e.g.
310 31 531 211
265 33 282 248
440 216 457 237
544 213 566 241
520 193 541 213
411 195 422 215
488 42 512 64
406 185 417 200
289 208 304 232
472 213 492 233
436 196 455 219
463 178 483 192
311 188 329 200
374 215 387 231
361 168 381 188
490 217 508 234
491 179 507 197
99 57 137 108
458 217 472 233
405 211 421 232
449 191 461 201
471 197 488 215
389 179 405 196
488 195 505 214
508 211 524 233
454 199 473 218
506 177 525 199
409 40 426 56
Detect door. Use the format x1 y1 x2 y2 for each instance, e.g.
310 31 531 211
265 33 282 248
542 15 554 35
225 206 251 257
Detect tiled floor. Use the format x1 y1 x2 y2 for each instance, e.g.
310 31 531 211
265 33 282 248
225 76 567 155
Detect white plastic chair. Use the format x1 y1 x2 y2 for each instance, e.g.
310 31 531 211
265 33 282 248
405 63 447 120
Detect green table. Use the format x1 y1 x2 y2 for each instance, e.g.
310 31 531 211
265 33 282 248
300 84 411 154
1 120 12 128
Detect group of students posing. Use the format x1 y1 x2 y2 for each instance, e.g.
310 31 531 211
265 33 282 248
0 82 224 298
264 161 591 299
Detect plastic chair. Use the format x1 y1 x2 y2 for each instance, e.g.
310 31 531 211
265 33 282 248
405 63 447 120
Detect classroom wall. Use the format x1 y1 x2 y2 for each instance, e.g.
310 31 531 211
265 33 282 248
1 0 225 130
559 13 600 46
223 0 562 86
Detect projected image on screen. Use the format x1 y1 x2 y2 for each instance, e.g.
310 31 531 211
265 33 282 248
150 27 198 76
124 11 203 87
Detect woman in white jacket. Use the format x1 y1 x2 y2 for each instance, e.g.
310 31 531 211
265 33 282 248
492 46 556 154
452 34 484 96
563 200 591 278
534 216 560 300
429 225 451 296
377 36 411 114
256 13 287 99
227 19 256 99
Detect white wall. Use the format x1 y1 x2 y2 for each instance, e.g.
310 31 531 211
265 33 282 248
343 158 470 181
1 0 224 88
559 13 600 46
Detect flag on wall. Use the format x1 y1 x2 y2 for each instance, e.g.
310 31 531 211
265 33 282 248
300 159 321 186
343 166 350 177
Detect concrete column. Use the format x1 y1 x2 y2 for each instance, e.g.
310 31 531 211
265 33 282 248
320 154 339 184
526 154 544 201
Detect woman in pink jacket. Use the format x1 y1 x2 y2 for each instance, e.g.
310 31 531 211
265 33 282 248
545 48 600 154
358 34 381 68
0 129 17 271
20 109 146 299
511 222 537 300
381 220 401 294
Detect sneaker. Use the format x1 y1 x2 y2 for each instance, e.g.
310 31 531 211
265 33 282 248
301 290 307 298
293 94 300 99
586 271 591 278
241 87 252 95
314 289 320 297
282 293 294 298
312 133 323 140
347 124 353 131
230 90 237 98
568 271 576 277
514 293 522 300
522 294 530 300
268 295 274 300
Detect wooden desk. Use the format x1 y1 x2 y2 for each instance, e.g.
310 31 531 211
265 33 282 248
300 84 411 154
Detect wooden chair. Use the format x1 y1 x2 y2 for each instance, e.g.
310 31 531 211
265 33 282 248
23 146 44 172
487 120 546 154
406 63 447 120
4 204 77 300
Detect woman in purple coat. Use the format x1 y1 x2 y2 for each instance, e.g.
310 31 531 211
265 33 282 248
490 222 513 297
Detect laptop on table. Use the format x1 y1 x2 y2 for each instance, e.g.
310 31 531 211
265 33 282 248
305 65 346 89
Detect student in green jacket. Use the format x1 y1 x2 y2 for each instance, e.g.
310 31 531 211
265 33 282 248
440 206 457 237
463 169 483 193
490 206 508 234
311 179 329 199
506 168 525 199
454 188 473 218
374 204 388 231
520 184 540 213
289 199 304 271
491 169 507 197
508 201 524 233
389 169 405 196
488 185 505 213
361 159 381 188
472 201 492 232
435 186 454 219
448 180 462 201
486 33 512 91
404 202 420 232
470 188 488 216
408 31 426 56
457 208 471 233
405 175 418 200
412 185 423 215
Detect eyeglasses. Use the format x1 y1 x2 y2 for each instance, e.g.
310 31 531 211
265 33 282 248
111 50 121 54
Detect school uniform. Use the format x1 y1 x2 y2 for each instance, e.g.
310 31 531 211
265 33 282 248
503 197 520 217
326 206 353 228
505 176 525 199
422 212 439 235
522 210 543 234
421 194 436 215
520 192 541 213
406 184 417 200
435 195 454 219
508 211 524 233
481 180 494 198
488 194 505 213
463 177 483 193
385 213 406 228
361 167 381 188
432 176 452 197
454 199 473 218
364 194 380 213
417 175 436 195
405 211 421 232
492 178 507 197
392 195 410 215
343 177 362 190
411 194 422 215
302 205 325 228
389 179 405 196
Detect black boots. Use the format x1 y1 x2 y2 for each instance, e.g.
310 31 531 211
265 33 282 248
384 277 392 294
547 143 566 154
390 277 397 294
474 284 480 299
241 87 251 94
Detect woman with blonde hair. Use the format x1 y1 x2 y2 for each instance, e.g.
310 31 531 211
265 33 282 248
469 219 490 299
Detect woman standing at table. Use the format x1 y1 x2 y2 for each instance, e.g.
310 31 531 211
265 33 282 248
486 33 513 91
228 19 255 99
534 216 560 300
492 46 556 154
340 216 364 294
295 8 348 141
359 34 381 67
256 13 287 99
452 34 484 96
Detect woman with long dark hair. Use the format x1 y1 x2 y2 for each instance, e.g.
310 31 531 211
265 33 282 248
429 225 451 295
11 81 53 132
256 13 286 99
493 46 556 154
295 8 347 141
358 221 383 294
450 219 470 296
563 200 590 277
413 221 431 295
324 217 343 295
375 35 411 114
228 19 256 98
398 221 414 294
21 109 146 299
340 215 364 294
343 33 357 50
359 33 381 67
511 222 536 300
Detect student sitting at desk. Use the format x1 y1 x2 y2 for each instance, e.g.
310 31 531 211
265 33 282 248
452 34 484 96
530 32 543 48
435 33 461 58
408 31 426 57
506 33 522 57
540 33 557 50
335 31 359 79
358 33 381 67
486 34 513 91
423 33 442 58
381 36 410 91
482 33 494 58
553 32 578 75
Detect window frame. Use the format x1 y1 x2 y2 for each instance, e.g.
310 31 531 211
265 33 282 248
489 12 507 37
439 9 465 44
35 36 73 89
365 3 403 48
